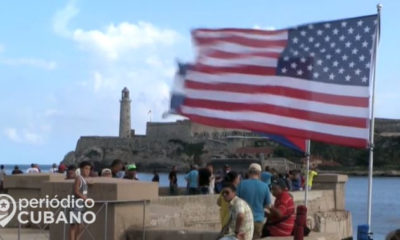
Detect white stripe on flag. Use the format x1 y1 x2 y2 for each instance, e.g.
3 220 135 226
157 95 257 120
186 72 370 98
193 30 288 41
183 89 369 118
198 56 278 67
181 106 369 139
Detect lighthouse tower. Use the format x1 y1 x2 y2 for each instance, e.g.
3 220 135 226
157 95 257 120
119 87 131 138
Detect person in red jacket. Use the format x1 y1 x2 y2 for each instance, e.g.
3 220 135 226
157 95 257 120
263 179 295 237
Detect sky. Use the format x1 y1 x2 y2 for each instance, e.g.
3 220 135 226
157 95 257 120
0 0 399 165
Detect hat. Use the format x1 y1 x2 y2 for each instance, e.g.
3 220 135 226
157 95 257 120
101 168 112 175
127 164 137 171
58 164 67 172
271 178 288 189
248 163 262 172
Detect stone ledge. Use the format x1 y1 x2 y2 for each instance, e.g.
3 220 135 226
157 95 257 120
4 173 65 189
125 228 340 240
314 174 348 183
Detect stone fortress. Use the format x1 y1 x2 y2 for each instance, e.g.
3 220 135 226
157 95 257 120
62 87 290 172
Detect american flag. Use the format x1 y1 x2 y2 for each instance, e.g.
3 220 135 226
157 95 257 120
171 14 379 148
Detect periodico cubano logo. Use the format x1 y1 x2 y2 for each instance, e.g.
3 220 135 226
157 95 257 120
0 194 17 227
0 194 96 227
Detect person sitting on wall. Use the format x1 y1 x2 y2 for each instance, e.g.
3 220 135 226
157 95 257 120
386 229 400 240
124 164 139 180
101 168 112 177
26 163 39 174
110 159 124 178
218 183 254 240
66 165 77 180
12 165 23 175
152 169 160 182
217 171 241 232
263 179 295 237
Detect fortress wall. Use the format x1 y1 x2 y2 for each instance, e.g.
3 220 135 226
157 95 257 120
75 137 133 155
145 121 193 142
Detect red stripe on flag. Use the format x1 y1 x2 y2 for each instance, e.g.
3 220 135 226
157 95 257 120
195 36 288 48
193 28 287 36
193 64 277 75
204 50 281 59
185 80 369 107
183 98 368 128
184 114 368 148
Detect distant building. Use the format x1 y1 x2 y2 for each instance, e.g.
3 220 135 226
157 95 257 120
63 88 289 171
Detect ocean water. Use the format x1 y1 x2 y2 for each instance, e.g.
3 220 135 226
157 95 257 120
346 177 400 240
2 164 399 239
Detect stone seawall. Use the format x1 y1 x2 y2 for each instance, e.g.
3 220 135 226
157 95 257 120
153 174 352 240
3 173 352 240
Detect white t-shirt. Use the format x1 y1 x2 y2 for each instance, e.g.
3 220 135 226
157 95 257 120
26 168 39 174
49 168 58 173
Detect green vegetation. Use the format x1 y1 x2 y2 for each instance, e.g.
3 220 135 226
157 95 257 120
168 139 207 165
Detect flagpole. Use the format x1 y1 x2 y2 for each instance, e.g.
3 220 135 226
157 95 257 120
304 139 311 206
367 4 381 236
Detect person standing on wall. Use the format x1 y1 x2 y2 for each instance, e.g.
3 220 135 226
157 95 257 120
307 166 318 190
169 165 178 195
0 165 6 193
237 163 271 239
198 165 212 194
185 164 199 195
69 161 92 240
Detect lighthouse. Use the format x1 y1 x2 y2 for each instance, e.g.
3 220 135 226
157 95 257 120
119 87 131 138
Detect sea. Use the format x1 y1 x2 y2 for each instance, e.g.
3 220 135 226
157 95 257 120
2 164 399 239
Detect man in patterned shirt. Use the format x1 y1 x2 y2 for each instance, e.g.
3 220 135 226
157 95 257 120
219 183 254 240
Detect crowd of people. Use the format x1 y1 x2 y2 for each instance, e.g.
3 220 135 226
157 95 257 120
167 161 318 240
0 161 319 240
214 163 292 240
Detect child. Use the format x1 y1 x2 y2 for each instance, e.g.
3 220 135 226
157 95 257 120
69 161 92 240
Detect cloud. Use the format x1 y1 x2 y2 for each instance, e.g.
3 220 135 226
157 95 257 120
52 0 79 37
253 25 276 30
51 1 188 135
0 57 57 70
4 128 20 142
0 43 4 53
3 128 44 145
72 22 180 60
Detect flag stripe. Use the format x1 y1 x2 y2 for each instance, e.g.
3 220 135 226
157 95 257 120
181 106 368 139
204 50 282 59
183 98 368 128
186 71 370 98
193 29 288 39
198 55 278 68
183 88 369 118
185 80 369 107
195 36 288 48
193 64 277 75
198 43 285 54
182 113 368 148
